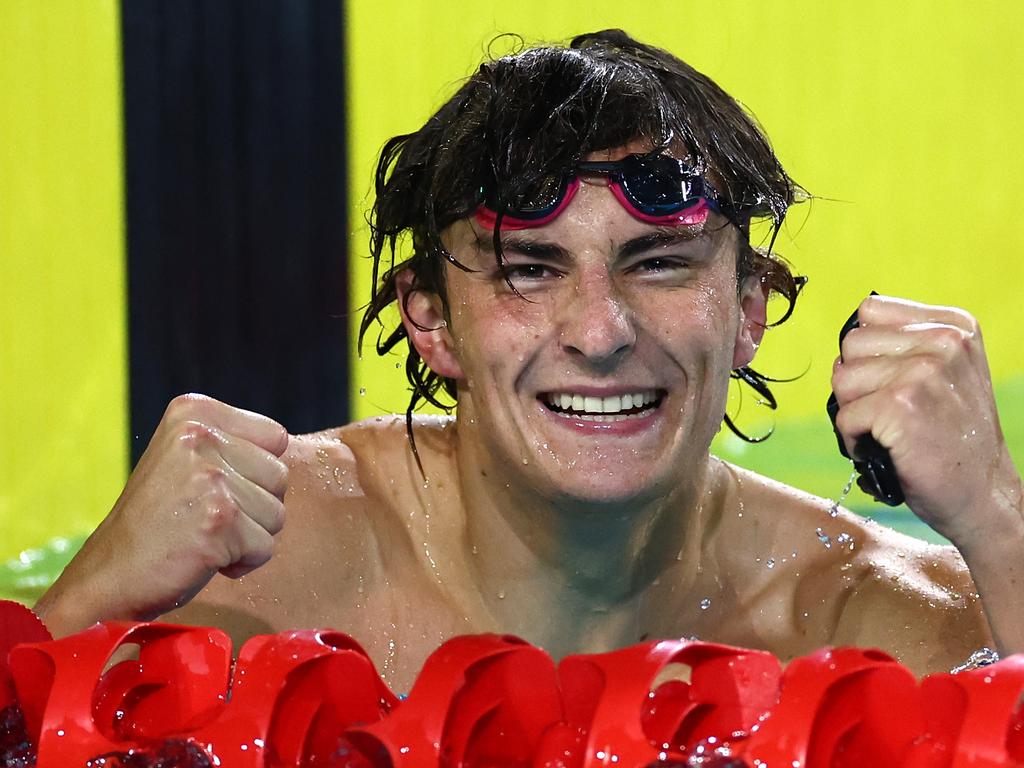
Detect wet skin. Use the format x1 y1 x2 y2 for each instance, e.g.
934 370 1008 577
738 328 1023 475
160 417 990 693
163 165 989 690
430 176 761 509
37 149 1011 693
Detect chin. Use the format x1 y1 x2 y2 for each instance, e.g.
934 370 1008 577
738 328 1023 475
538 463 671 509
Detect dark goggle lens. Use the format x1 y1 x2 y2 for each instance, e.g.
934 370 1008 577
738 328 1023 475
487 173 567 219
617 156 703 215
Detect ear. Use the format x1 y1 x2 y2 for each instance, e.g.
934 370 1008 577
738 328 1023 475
395 270 465 380
732 272 769 369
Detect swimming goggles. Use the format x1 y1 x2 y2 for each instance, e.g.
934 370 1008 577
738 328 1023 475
475 153 722 230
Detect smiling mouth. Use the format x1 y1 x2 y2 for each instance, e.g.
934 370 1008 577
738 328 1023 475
540 389 665 422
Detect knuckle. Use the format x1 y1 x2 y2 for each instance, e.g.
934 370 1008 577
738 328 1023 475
922 324 973 362
910 355 944 380
951 306 979 332
198 465 230 491
178 421 217 450
266 499 286 535
269 460 290 498
839 326 867 359
833 404 855 435
196 538 233 572
890 383 920 413
858 295 884 321
201 498 241 532
269 424 290 456
165 393 211 421
934 325 966 351
830 364 852 396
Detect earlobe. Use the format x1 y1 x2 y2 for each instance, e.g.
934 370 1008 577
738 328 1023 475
732 274 769 369
396 270 465 380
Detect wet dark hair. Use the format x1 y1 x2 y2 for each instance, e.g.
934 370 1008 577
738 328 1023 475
358 29 807 467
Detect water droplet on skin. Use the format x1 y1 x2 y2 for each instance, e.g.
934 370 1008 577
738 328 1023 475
816 528 833 548
521 457 529 465
497 591 506 599
471 545 478 555
766 558 776 569
700 598 711 610
836 532 854 550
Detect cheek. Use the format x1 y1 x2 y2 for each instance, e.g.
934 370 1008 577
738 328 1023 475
633 287 735 348
449 296 547 375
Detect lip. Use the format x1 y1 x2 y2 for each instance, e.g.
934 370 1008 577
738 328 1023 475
535 391 665 437
537 385 660 398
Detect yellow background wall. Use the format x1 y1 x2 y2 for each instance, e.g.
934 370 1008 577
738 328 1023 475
2 1 1023 561
0 0 126 560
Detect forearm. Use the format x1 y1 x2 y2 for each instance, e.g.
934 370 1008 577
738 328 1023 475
33 562 143 638
953 480 1024 657
34 575 111 638
32 529 160 638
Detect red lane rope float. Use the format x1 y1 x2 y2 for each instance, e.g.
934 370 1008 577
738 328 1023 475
1 600 1023 767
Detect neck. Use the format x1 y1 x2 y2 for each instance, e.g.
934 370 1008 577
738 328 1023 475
452 414 724 639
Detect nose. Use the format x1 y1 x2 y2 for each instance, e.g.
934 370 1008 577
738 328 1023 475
557 272 636 366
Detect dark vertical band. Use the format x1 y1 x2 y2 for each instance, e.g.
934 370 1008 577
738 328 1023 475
121 0 349 463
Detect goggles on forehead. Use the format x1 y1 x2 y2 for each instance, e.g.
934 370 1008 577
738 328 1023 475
475 153 723 231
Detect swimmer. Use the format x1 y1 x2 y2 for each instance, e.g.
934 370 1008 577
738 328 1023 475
35 30 1024 693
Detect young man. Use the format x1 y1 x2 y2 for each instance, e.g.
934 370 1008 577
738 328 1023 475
35 30 1023 693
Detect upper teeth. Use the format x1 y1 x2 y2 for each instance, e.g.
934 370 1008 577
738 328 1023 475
545 390 659 414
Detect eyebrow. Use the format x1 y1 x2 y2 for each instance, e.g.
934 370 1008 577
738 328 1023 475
472 226 706 264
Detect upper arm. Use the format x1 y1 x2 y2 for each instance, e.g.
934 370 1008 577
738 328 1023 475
832 545 992 675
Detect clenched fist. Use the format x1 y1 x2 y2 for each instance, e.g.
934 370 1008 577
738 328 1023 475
35 394 289 636
829 295 1022 549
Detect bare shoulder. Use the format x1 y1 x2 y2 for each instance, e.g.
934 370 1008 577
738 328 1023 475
829 532 991 674
163 415 451 641
720 462 991 674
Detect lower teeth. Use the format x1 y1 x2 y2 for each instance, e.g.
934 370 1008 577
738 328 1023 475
555 408 652 422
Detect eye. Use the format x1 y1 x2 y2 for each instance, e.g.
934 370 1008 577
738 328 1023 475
630 256 690 274
503 263 560 281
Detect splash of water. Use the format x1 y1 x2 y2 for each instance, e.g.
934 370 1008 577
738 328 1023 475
827 467 858 517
